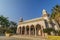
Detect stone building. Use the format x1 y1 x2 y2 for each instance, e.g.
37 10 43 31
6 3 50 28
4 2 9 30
16 9 59 36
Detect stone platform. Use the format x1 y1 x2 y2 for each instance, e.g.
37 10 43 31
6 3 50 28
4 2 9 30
0 35 47 40
11 35 47 40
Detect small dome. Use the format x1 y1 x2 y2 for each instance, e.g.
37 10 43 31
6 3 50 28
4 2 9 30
42 9 49 17
19 17 23 22
43 9 46 12
42 9 47 15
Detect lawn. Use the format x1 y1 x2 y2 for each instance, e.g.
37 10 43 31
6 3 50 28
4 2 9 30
47 35 60 40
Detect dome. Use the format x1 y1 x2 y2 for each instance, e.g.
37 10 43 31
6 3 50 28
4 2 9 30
19 17 23 22
42 9 47 15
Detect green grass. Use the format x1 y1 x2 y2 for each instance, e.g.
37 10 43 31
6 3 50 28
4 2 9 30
47 36 60 40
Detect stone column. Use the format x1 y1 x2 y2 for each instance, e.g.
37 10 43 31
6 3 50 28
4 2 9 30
25 27 27 35
35 26 36 37
33 28 35 35
29 26 30 36
41 26 44 37
21 27 22 35
16 27 20 34
20 28 21 34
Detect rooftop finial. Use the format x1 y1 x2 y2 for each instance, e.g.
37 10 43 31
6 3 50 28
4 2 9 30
19 17 23 22
42 9 47 15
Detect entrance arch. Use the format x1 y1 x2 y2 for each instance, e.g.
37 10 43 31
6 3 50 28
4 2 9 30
22 26 25 34
19 27 21 34
36 24 42 36
26 25 29 35
30 25 35 35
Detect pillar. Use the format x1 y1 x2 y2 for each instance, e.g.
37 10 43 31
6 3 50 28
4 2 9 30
25 27 27 35
20 27 21 34
35 26 36 37
29 26 30 36
41 26 44 37
33 28 35 35
16 27 20 34
21 27 22 35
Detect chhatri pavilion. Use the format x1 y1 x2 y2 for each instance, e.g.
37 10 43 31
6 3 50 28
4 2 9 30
16 9 59 37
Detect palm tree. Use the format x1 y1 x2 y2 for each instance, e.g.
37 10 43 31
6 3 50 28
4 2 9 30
10 21 17 27
9 21 17 33
51 5 60 27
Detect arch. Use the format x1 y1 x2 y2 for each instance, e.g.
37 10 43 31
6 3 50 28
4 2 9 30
19 27 21 34
30 25 34 30
30 25 35 35
26 25 29 28
26 25 29 35
36 24 41 29
16 26 21 34
36 24 42 36
26 25 29 31
19 27 21 29
22 26 25 34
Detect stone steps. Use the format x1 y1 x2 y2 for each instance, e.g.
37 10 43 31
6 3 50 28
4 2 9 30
11 35 47 40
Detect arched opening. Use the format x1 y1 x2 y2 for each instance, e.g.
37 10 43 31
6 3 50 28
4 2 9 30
26 25 29 35
30 25 35 35
22 26 25 34
19 27 21 34
36 24 42 36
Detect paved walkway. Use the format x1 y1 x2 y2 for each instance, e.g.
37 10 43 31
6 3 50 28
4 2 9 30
12 35 47 40
0 35 47 40
0 36 19 40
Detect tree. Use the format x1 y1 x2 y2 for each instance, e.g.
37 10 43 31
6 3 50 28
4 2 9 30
0 15 10 28
0 15 10 34
43 28 55 35
51 5 60 27
10 21 17 27
0 15 17 34
9 21 17 33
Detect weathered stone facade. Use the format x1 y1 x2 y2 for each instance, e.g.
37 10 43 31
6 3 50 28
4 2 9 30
16 9 59 36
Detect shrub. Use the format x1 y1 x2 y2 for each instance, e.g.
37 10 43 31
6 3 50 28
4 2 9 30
43 28 55 35
5 29 13 34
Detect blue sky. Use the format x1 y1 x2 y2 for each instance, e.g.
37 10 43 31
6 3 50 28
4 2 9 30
0 0 60 23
